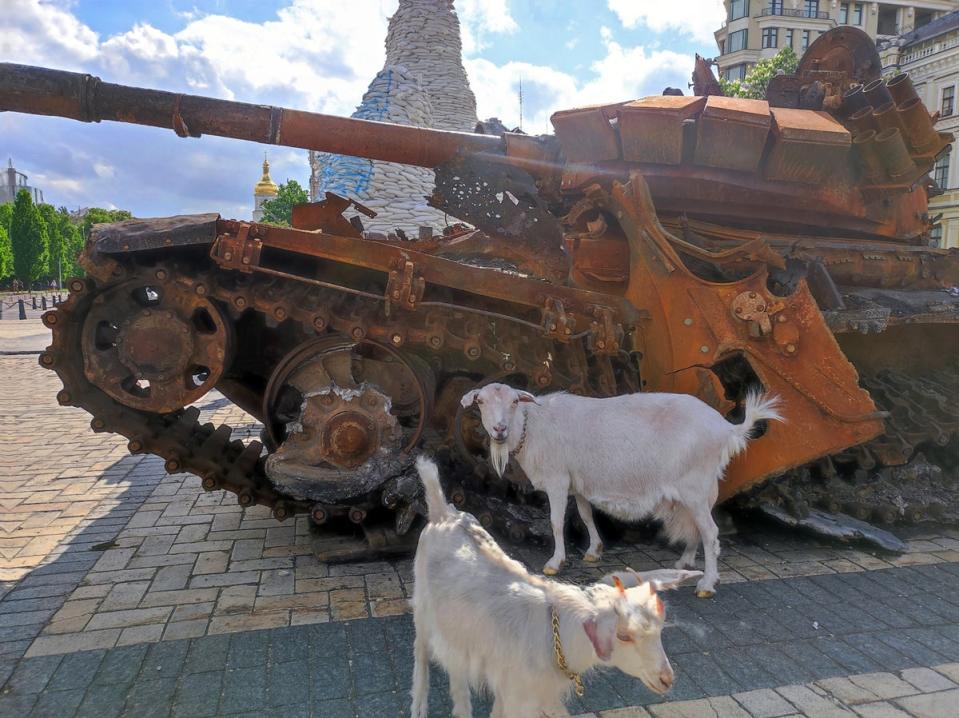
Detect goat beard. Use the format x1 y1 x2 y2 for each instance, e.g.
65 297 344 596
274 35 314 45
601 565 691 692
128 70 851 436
489 439 510 478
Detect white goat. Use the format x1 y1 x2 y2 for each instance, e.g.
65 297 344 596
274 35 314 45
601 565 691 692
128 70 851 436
411 456 700 718
461 384 783 597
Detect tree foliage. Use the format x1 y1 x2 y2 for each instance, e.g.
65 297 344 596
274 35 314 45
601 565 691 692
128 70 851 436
719 46 799 99
0 203 11 280
80 207 133 240
11 190 50 287
260 180 309 226
0 224 12 280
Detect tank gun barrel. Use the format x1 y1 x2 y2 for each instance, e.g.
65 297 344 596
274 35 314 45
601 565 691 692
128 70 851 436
0 63 504 168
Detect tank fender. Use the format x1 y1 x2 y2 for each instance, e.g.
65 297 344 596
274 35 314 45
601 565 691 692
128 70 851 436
90 213 220 253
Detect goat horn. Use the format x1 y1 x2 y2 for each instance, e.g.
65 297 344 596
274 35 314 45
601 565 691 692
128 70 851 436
612 576 627 597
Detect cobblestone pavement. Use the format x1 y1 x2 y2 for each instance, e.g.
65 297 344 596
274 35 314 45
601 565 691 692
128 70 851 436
3 353 959 716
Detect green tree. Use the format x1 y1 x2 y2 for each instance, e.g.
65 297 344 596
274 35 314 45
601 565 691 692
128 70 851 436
0 224 12 280
38 203 63 283
260 180 309 226
38 205 83 285
0 203 12 279
11 189 49 287
720 46 799 99
80 207 133 240
0 202 12 234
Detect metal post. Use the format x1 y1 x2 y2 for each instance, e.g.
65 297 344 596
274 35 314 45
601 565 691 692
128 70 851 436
31 296 37 309
41 296 47 310
18 299 26 320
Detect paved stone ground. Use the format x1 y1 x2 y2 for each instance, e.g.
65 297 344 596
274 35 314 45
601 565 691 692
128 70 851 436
3 348 959 716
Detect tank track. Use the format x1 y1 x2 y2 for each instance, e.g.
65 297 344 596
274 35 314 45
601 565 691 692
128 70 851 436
42 249 959 549
39 249 583 542
745 364 959 526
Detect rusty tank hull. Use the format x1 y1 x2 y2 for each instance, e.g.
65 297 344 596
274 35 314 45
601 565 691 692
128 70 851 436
5 27 959 548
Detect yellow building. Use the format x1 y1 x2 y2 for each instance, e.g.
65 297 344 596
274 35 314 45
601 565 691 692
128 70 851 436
714 1 957 82
890 10 959 248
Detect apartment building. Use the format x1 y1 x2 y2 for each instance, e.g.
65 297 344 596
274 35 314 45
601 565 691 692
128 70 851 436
885 11 959 248
714 1 957 82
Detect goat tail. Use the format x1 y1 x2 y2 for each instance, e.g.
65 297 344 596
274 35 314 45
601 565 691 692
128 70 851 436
727 389 784 458
416 455 452 523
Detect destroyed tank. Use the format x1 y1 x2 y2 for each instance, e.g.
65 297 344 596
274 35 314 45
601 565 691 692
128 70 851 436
3 27 958 550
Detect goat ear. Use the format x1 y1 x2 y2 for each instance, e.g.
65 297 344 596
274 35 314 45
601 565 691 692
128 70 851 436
631 569 703 591
517 390 539 404
460 389 480 408
583 617 614 662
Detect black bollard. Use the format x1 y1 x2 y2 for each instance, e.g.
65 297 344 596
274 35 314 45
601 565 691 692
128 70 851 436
41 296 47 310
19 299 27 320
32 296 37 309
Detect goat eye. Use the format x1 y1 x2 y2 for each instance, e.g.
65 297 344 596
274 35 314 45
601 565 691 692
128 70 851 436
512 399 518 405
476 399 483 405
616 632 634 643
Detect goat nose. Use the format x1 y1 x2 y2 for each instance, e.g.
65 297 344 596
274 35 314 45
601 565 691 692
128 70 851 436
493 424 507 433
659 667 674 689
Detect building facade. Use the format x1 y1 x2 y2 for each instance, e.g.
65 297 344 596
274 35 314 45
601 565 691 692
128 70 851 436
887 11 959 248
252 156 279 222
714 1 957 82
1 158 44 205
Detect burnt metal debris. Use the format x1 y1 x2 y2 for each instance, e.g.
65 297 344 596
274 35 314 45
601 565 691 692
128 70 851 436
4 26 958 550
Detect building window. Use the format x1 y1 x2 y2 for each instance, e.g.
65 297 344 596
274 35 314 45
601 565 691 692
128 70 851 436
804 0 820 18
852 3 863 25
840 3 848 23
943 86 955 118
934 148 950 188
728 29 748 53
801 30 811 50
877 5 897 35
726 64 749 81
929 224 942 247
785 28 794 48
762 28 778 49
730 0 749 21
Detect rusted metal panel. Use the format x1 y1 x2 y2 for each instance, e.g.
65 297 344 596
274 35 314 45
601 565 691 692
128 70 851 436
694 96 771 173
618 96 706 164
550 104 621 163
92 214 220 253
765 108 851 184
604 172 884 500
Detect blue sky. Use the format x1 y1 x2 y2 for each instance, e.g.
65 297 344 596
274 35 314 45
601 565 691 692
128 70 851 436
1 0 724 218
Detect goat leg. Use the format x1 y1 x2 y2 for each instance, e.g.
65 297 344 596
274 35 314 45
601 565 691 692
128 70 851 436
574 494 604 562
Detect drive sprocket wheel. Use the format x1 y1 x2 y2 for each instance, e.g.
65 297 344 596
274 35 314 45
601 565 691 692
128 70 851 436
80 276 230 413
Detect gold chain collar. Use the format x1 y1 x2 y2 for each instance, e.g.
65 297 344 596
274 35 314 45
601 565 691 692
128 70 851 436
550 605 585 697
511 409 529 456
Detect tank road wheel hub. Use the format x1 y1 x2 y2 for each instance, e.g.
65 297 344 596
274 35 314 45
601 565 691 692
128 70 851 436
263 337 433 503
116 310 195 381
303 385 399 470
81 278 230 413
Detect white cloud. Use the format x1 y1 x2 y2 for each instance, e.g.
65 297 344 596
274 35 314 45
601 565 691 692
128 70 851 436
457 0 518 54
607 0 726 45
466 28 693 134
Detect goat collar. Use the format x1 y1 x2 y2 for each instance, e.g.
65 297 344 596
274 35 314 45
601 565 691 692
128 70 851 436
550 605 585 697
510 409 529 457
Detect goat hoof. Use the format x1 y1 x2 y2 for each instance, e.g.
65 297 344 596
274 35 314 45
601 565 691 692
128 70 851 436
543 561 566 576
695 589 716 599
583 553 602 563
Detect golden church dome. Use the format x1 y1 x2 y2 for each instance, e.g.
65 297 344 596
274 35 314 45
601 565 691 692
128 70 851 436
254 156 279 197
